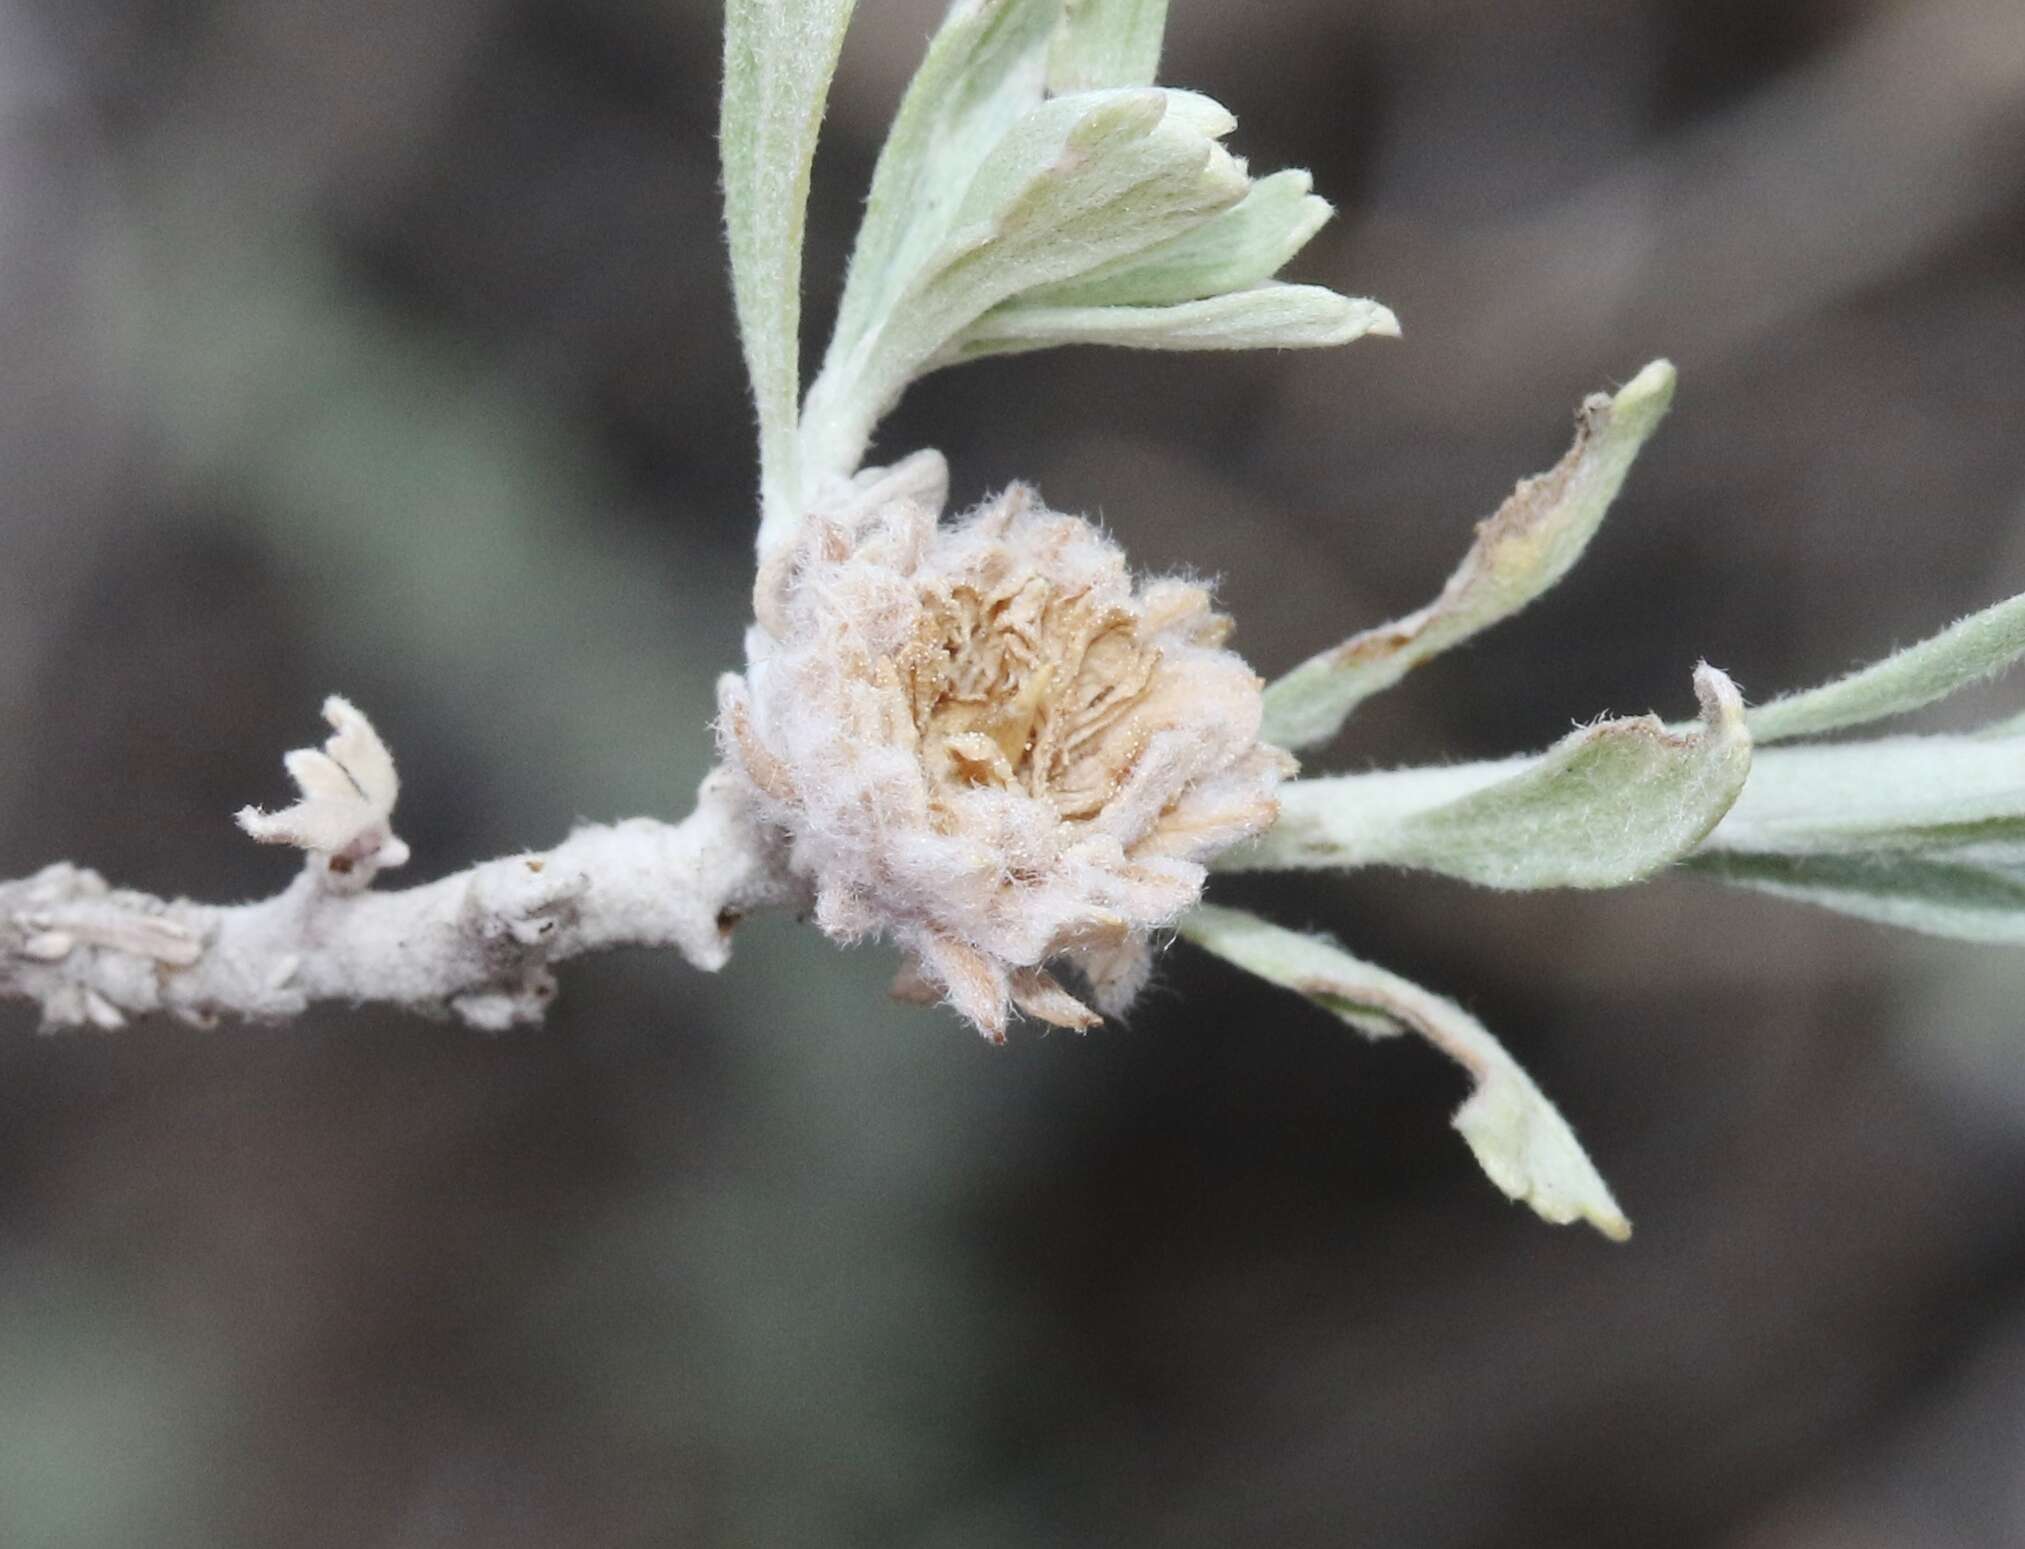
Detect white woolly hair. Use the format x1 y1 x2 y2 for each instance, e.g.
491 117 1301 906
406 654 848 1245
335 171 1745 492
718 482 1288 1038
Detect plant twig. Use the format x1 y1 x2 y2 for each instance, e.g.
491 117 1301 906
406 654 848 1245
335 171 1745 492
0 768 789 1032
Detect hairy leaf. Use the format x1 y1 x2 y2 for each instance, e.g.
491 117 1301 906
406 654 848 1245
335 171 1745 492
1235 664 1752 889
1048 0 1170 92
1701 735 2025 860
1181 905 1630 1240
1017 167 1334 308
802 87 1248 480
949 283 1398 359
825 0 1058 382
1745 593 2025 743
1686 731 2025 940
1261 360 1678 750
1687 852 2025 943
722 0 858 546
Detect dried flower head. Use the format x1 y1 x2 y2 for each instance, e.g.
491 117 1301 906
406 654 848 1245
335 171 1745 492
719 478 1292 1039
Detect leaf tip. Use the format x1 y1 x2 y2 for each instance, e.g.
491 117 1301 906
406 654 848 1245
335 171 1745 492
1691 660 1746 730
1609 357 1677 433
1454 1080 1633 1241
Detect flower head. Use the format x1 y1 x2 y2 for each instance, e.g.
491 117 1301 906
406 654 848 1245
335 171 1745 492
719 477 1291 1039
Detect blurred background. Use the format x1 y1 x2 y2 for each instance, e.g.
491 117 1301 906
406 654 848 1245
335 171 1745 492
2 0 2023 1543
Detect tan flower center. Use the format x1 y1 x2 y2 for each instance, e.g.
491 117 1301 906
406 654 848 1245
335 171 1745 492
901 569 1168 823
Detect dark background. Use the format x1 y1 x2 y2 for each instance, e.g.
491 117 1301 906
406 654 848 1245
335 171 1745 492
3 0 2024 1543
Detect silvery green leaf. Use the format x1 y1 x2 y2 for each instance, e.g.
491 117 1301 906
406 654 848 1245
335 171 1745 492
721 0 858 545
824 0 1058 384
1014 169 1335 308
1686 852 2025 943
1048 0 1171 92
1261 360 1678 751
1234 664 1752 890
1180 905 1631 1240
1744 593 2025 743
802 87 1248 480
1683 730 2025 941
946 283 1399 360
1699 735 2025 860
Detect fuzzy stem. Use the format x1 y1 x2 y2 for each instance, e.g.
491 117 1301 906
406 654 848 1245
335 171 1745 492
0 771 791 1033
